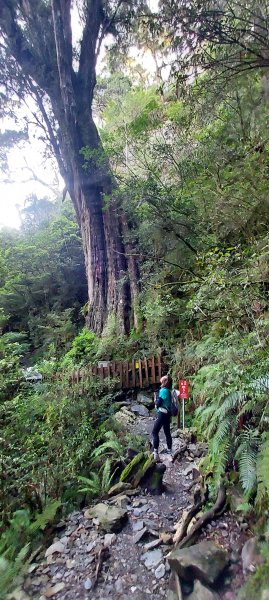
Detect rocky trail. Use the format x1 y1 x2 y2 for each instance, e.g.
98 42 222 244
13 402 253 600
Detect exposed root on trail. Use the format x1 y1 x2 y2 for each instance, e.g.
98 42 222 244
173 482 209 546
177 484 227 549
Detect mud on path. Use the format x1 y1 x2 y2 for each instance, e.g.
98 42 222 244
19 415 249 600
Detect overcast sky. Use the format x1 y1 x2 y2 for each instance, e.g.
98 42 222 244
0 0 160 229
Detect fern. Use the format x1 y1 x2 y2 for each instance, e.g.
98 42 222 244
236 427 260 495
0 544 30 599
78 459 115 497
251 374 269 393
91 431 124 462
256 434 269 508
211 415 236 457
101 459 116 492
215 390 246 418
30 499 62 532
77 472 102 496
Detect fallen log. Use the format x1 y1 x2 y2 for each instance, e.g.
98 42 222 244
177 485 227 549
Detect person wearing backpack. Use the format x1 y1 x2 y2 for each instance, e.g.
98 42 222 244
152 374 175 461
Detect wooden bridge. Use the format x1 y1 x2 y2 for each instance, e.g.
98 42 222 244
67 355 163 389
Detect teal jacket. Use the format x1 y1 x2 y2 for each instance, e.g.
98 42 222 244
157 388 171 413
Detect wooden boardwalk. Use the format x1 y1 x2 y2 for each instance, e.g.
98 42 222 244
66 355 163 389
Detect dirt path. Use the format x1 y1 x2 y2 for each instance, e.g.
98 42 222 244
20 415 248 600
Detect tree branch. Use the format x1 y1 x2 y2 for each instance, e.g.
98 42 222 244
78 0 104 103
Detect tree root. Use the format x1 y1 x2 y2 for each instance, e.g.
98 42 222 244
92 547 109 589
173 483 209 545
177 484 227 549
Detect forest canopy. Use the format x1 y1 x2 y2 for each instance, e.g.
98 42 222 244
0 1 269 598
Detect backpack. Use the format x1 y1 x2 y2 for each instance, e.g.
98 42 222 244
170 389 179 417
155 389 178 416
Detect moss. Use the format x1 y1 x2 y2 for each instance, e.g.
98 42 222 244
119 452 144 482
132 454 154 487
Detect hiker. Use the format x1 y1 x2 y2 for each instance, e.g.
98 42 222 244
152 374 173 461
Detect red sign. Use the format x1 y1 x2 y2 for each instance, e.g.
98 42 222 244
179 379 189 399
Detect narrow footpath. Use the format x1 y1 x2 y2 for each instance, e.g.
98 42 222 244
19 413 249 600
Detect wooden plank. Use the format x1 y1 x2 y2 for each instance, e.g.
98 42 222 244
151 356 156 384
138 359 143 388
131 360 136 388
99 365 104 382
111 361 116 382
125 360 129 388
157 354 162 383
144 357 149 387
122 361 126 388
119 361 123 388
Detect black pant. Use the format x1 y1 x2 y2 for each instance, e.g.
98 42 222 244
152 411 172 451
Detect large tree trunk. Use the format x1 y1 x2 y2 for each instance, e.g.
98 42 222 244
0 0 140 334
66 129 134 335
49 0 139 334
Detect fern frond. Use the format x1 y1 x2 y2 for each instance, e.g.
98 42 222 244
251 374 269 393
212 415 236 457
30 499 61 532
236 427 260 494
77 472 101 495
215 390 245 418
213 437 232 485
256 434 269 508
101 459 116 492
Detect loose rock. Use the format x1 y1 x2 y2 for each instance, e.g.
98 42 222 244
45 542 65 558
241 537 265 574
168 541 229 585
131 404 149 417
87 503 127 533
141 548 163 569
155 563 166 579
84 578 92 591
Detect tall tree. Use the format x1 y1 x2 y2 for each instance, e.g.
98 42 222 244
0 0 144 333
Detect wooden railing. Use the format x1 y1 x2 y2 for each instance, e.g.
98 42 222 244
64 355 163 389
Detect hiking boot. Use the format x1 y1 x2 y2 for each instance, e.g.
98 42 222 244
153 450 160 461
167 449 173 461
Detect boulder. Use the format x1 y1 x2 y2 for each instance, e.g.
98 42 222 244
168 541 229 586
87 503 127 533
228 485 245 512
241 537 265 575
137 392 154 408
188 580 220 600
130 403 149 417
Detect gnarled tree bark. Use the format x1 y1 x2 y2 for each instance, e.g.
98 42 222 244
0 0 139 333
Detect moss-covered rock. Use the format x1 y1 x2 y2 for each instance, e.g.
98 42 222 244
119 452 165 494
